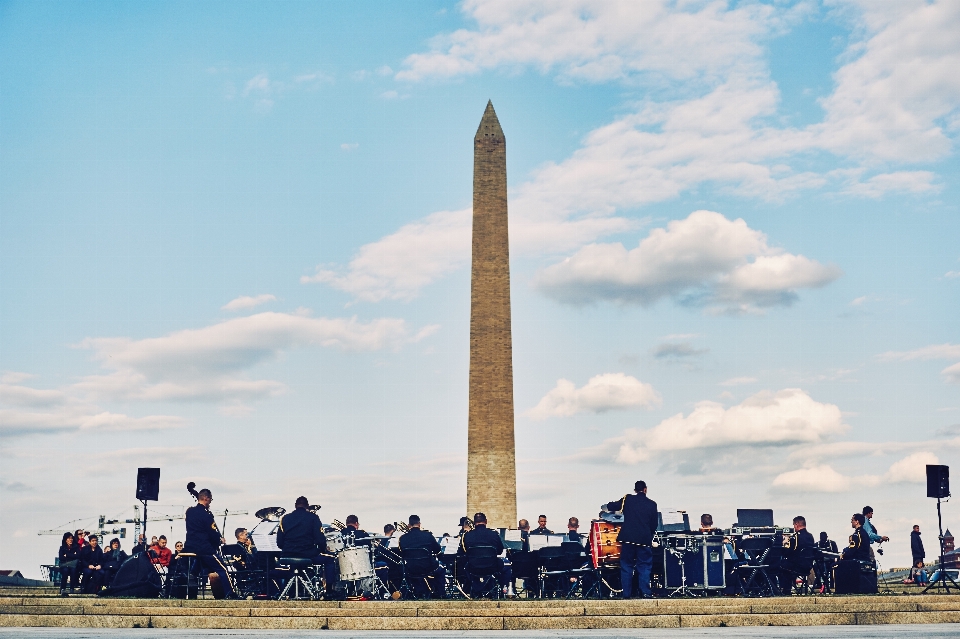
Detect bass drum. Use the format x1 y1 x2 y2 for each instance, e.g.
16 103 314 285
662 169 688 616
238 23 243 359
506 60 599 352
337 546 375 581
590 519 621 569
325 529 345 553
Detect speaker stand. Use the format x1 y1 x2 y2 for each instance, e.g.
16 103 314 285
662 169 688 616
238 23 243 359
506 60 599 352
922 496 959 593
141 499 149 545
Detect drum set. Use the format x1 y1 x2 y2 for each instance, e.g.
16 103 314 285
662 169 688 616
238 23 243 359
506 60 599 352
251 507 391 600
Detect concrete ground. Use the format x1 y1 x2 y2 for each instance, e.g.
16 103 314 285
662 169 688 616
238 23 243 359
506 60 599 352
1 625 959 639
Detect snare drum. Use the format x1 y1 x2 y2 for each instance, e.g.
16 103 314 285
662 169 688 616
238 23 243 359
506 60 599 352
590 519 621 568
325 529 345 553
337 546 375 581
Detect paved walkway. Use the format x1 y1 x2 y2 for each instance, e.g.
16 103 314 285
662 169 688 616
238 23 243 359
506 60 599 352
2 625 960 638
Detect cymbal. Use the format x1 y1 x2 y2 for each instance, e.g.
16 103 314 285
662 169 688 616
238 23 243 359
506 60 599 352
255 507 286 522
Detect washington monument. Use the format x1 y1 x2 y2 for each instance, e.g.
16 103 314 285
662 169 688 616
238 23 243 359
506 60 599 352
467 101 517 529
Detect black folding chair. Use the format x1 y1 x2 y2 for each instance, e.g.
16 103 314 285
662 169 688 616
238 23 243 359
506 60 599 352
464 545 503 599
510 551 539 598
401 547 444 599
734 537 778 597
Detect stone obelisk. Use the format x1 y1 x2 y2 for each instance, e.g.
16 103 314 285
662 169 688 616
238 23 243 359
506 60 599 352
467 101 517 529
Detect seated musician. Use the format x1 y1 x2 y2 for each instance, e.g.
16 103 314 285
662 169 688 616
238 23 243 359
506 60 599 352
151 536 172 567
841 513 871 563
530 515 552 536
457 512 513 597
383 524 396 539
699 514 719 533
184 486 239 599
276 496 338 597
399 515 446 598
457 517 472 537
518 519 531 552
79 534 105 593
344 515 370 545
567 517 582 543
101 538 128 587
777 516 815 594
233 528 258 571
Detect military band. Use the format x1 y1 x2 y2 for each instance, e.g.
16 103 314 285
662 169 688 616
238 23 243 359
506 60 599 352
154 479 885 601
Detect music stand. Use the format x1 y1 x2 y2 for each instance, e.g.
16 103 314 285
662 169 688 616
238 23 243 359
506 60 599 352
923 465 959 593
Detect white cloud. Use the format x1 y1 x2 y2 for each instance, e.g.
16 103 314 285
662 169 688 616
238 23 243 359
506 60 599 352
527 373 661 420
222 294 277 311
397 0 780 83
653 342 708 359
878 344 960 362
535 210 840 312
0 407 184 438
945 271 960 279
74 312 433 403
772 450 941 493
303 209 472 302
886 451 939 483
592 389 846 464
340 143 359 151
719 377 758 387
0 384 66 408
879 344 960 384
843 171 941 198
772 464 854 493
816 1 960 163
1 372 35 384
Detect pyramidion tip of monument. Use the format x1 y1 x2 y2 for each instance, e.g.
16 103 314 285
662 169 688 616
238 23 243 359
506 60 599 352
475 100 504 141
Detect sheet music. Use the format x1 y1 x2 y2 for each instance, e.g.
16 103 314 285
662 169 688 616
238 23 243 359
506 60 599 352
528 535 549 551
545 534 565 547
389 536 400 549
441 537 459 555
251 530 280 552
504 529 523 543
662 510 685 525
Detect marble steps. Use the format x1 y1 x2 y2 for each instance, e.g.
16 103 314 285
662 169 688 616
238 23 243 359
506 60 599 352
3 593 960 629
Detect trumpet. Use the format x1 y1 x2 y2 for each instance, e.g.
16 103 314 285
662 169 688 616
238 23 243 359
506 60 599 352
395 521 410 534
331 519 346 531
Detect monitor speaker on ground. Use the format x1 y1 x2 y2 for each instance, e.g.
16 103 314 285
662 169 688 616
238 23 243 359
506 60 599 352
927 465 950 499
136 467 160 502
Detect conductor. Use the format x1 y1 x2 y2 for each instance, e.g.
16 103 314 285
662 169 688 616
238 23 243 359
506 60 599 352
276 496 338 595
602 480 658 599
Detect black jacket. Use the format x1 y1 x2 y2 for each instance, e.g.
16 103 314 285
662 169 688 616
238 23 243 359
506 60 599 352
788 529 815 553
605 492 658 546
184 504 222 555
102 548 128 571
399 528 442 556
276 508 326 558
842 527 870 561
79 545 103 569
529 527 552 536
567 530 583 543
59 544 78 566
911 530 925 559
458 525 504 555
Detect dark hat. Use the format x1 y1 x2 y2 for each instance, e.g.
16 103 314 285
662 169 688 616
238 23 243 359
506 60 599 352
459 516 471 526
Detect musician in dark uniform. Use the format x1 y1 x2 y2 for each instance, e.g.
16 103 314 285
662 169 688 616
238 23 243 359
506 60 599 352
777 515 815 594
530 515 552 536
276 496 338 595
344 515 370 545
399 514 446 598
458 512 512 596
566 517 583 543
233 528 258 571
457 517 472 537
841 513 871 562
518 519 531 552
184 487 238 599
603 480 659 599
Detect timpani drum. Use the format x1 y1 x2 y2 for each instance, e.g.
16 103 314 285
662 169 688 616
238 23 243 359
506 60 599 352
590 519 621 568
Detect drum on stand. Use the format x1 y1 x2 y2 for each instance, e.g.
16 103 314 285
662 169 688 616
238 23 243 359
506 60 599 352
590 520 621 569
325 529 345 554
338 546 375 581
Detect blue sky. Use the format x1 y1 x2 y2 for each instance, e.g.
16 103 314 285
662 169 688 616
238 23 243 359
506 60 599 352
2 0 959 574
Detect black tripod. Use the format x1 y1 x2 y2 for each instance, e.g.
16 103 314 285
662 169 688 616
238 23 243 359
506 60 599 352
922 496 959 593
